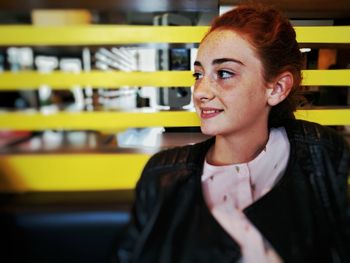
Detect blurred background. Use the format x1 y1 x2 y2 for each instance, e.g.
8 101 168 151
0 0 349 262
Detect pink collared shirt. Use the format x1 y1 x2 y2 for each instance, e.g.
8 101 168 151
201 127 290 263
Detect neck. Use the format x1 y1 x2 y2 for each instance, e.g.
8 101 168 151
207 126 269 166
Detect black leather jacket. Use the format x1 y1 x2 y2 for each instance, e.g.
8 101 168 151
118 120 350 263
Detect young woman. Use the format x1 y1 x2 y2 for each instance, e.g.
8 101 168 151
118 4 349 263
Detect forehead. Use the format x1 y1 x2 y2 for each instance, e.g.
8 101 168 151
196 29 259 64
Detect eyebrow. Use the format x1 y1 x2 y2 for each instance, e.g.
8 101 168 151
213 58 244 65
194 58 244 67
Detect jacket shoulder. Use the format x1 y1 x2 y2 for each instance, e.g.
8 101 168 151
285 119 348 148
145 145 193 171
143 138 213 174
286 120 349 180
134 139 211 209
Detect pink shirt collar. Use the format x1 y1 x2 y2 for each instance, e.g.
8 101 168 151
201 127 290 263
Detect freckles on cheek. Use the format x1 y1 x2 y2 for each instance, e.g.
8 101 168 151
220 80 235 91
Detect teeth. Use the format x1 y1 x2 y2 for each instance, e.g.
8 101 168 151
203 109 220 114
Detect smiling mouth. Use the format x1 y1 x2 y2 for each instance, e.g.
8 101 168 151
201 108 224 119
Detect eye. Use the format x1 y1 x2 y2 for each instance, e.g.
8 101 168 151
217 70 234 79
192 72 203 80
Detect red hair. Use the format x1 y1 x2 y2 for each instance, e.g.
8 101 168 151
207 3 303 126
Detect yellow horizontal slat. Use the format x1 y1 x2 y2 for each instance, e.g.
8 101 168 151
295 26 350 44
295 109 350 126
0 25 209 45
0 154 150 192
0 109 349 131
0 71 194 89
0 69 349 90
302 70 350 86
0 111 199 130
0 152 349 192
0 26 349 45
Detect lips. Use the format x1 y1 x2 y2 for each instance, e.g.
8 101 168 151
200 107 224 119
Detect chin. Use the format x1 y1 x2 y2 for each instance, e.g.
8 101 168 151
200 125 218 136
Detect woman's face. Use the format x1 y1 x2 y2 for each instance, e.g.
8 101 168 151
193 29 272 137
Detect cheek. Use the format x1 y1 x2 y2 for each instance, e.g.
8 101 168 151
242 78 267 99
218 79 235 90
214 80 237 103
223 83 266 110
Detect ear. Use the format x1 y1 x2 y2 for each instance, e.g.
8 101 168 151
266 72 293 106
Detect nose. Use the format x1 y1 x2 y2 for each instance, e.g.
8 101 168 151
193 77 215 103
